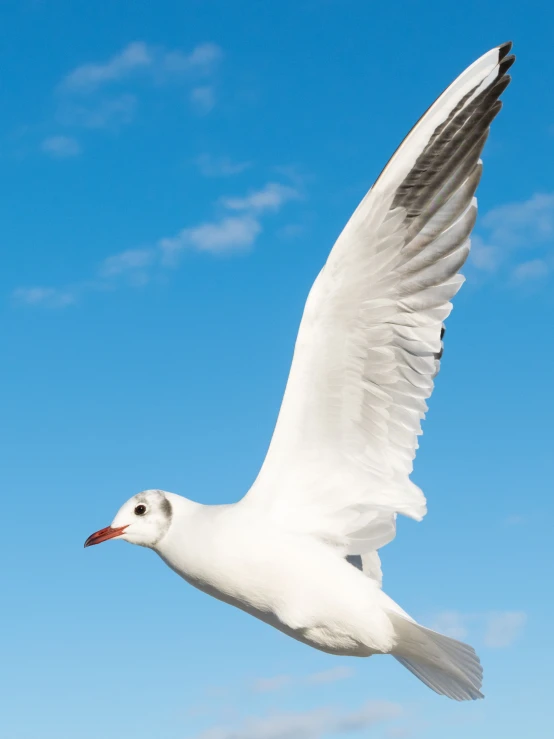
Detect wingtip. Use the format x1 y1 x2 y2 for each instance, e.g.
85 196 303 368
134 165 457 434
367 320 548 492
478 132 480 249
498 41 513 59
499 55 516 76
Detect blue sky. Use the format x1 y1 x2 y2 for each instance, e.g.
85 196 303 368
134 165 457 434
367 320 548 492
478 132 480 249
2 1 553 737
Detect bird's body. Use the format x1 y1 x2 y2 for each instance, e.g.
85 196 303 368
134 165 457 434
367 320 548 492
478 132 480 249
156 495 396 657
86 42 515 701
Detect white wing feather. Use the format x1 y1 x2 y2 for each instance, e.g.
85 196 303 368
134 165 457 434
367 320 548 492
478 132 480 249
242 43 514 582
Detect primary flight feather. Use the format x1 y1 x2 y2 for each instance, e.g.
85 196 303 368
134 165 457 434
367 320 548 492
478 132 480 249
86 42 514 701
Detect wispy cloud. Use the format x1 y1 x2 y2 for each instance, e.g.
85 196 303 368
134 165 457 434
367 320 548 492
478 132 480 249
60 41 221 93
431 610 527 648
471 192 554 284
252 666 354 694
100 247 156 278
13 180 301 307
470 235 501 272
13 287 76 308
482 612 528 648
158 182 301 264
57 93 137 130
47 40 222 143
194 701 402 739
61 42 152 93
252 675 292 694
512 258 549 282
41 135 81 158
160 216 261 263
221 182 301 212
481 192 554 247
196 154 252 178
431 611 470 641
305 666 355 685
190 86 216 115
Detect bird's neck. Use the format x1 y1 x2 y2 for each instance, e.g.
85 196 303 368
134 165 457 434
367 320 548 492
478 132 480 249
154 494 225 581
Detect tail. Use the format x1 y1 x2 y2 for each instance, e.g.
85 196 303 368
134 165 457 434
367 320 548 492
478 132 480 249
389 612 484 701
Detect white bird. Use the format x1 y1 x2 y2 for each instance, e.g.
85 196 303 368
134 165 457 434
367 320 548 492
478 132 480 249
85 43 515 701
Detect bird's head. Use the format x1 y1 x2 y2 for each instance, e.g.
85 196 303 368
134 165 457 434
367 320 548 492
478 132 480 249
84 489 173 549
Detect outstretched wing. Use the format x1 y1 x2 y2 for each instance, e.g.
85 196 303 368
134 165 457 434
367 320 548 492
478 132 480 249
243 43 514 580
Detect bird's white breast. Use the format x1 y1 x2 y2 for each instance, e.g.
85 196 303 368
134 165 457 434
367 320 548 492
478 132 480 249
155 501 395 655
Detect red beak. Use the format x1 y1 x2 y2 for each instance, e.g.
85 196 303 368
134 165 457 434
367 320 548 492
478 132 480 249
84 525 128 548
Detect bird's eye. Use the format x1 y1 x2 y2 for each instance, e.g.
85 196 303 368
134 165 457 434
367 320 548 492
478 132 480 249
134 504 147 516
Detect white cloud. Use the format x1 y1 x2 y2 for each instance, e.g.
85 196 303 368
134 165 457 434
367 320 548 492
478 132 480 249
61 42 153 93
221 182 301 213
57 93 137 130
187 215 261 252
305 666 355 685
483 612 527 648
252 666 354 694
190 86 216 115
196 155 252 178
14 179 301 306
430 611 469 640
471 192 554 284
41 135 81 158
164 42 222 76
160 215 261 263
194 701 402 739
252 675 292 694
160 182 301 263
431 610 527 648
512 259 549 282
470 235 501 272
60 41 222 93
278 223 306 240
54 42 222 133
100 248 155 277
159 182 300 263
482 192 554 247
13 287 75 307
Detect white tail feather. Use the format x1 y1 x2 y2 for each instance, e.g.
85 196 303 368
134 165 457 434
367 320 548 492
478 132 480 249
389 613 484 701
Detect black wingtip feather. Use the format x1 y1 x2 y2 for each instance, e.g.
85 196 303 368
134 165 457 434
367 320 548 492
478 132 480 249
489 75 511 100
498 41 513 59
499 54 516 76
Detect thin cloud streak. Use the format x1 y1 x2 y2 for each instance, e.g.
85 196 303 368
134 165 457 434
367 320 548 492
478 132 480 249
61 42 152 93
13 181 301 307
222 182 301 212
50 41 222 136
431 610 527 648
483 612 527 648
470 235 501 272
512 259 549 282
252 666 355 694
60 41 222 93
194 701 402 739
160 215 261 263
472 191 554 284
13 287 76 308
41 135 81 158
57 93 137 130
481 192 554 247
190 86 216 115
196 154 252 178
100 248 156 277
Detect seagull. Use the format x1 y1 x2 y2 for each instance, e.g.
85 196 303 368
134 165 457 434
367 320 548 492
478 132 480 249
85 43 514 701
